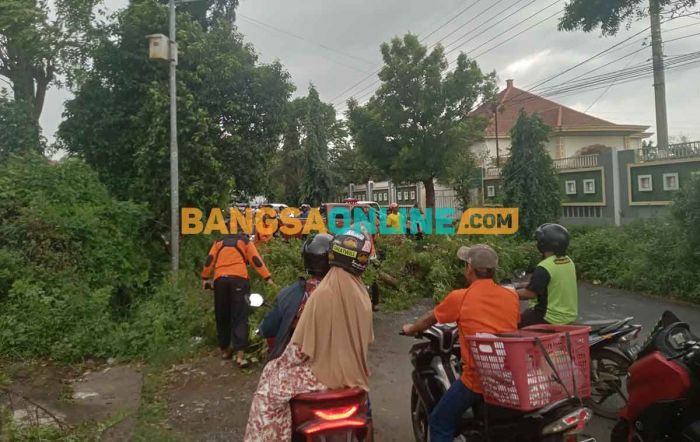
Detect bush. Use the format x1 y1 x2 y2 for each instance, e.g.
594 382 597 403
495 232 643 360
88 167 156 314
569 220 700 302
0 155 210 362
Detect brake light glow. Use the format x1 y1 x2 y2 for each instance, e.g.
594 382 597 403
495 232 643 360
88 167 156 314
302 417 366 434
312 405 359 421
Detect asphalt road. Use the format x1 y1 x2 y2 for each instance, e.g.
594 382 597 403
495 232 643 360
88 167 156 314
369 282 700 442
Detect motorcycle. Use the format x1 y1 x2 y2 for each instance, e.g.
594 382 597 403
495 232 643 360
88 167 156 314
404 323 595 442
508 270 643 418
574 317 642 418
253 293 373 441
611 310 700 442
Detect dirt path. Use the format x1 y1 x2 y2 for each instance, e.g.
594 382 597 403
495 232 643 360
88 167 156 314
160 300 432 442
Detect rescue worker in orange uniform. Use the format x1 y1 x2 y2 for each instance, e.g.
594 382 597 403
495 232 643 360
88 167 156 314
202 233 275 368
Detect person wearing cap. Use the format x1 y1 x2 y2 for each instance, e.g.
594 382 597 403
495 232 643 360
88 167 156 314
401 245 520 442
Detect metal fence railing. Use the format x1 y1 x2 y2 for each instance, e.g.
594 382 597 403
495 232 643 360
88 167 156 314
552 154 599 170
636 141 700 162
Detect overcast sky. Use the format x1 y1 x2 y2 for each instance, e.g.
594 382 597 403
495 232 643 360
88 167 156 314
40 0 700 144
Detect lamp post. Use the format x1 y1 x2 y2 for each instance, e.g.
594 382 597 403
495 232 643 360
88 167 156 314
149 0 187 274
168 0 178 274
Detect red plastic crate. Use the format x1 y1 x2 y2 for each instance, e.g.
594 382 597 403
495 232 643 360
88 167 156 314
466 325 590 411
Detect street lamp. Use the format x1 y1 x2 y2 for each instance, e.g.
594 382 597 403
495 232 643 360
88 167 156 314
148 0 187 274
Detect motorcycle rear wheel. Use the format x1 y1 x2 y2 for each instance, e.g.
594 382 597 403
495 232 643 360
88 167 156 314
410 386 429 442
588 347 631 419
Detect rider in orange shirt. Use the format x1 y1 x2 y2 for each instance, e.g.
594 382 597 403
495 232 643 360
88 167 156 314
401 245 519 442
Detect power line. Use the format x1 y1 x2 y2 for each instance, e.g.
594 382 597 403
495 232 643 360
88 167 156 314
238 14 375 73
426 1 510 50
443 0 541 56
420 0 484 42
337 0 558 107
457 0 562 60
329 0 488 105
347 4 563 107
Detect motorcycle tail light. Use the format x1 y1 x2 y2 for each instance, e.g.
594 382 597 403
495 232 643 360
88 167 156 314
312 404 359 421
301 417 366 434
542 408 592 435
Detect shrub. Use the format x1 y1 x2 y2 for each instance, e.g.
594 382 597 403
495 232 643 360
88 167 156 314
569 220 700 302
0 155 212 363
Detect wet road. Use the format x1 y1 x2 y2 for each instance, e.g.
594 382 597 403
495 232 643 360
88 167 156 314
369 282 700 442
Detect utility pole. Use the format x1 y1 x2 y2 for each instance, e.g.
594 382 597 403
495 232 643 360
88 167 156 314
494 110 500 168
649 0 669 149
491 102 500 168
169 0 179 273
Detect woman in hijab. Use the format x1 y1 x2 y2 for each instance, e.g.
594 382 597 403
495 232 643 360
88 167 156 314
244 230 374 442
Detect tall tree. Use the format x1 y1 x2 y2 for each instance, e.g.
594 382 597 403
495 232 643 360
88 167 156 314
347 33 497 209
158 0 238 29
501 110 560 238
559 0 696 35
58 0 292 226
300 86 334 206
270 86 342 205
0 0 101 119
0 92 43 162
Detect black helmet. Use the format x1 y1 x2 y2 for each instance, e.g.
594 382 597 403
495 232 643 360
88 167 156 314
302 233 333 277
328 230 371 275
535 223 570 256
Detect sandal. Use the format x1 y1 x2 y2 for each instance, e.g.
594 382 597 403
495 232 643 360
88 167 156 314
236 358 251 369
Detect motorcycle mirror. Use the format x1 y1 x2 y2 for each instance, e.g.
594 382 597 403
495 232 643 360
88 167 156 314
513 269 526 279
249 293 264 308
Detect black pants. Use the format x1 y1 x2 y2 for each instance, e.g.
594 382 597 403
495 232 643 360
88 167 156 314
214 276 250 351
519 308 549 328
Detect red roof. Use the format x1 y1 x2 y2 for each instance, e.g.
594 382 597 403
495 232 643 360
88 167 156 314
473 79 644 137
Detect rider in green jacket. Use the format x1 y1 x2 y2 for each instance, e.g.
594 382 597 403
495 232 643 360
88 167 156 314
517 223 578 327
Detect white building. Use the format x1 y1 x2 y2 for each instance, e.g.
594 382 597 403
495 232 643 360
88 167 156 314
470 79 651 165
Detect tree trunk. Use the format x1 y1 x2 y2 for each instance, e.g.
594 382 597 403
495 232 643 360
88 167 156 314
423 179 435 209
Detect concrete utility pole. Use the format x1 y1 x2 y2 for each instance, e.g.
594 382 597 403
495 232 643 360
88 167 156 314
649 0 669 149
168 0 179 273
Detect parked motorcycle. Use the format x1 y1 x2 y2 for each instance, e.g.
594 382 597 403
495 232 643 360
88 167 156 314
611 310 700 442
574 317 642 418
403 323 595 442
253 293 373 441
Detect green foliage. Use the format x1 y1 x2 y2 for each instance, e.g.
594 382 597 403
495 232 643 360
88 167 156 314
58 0 293 224
0 0 102 118
671 175 700 257
347 33 496 208
366 235 538 309
445 147 479 209
270 86 347 205
559 0 697 36
501 111 560 238
569 220 700 301
300 86 334 206
0 93 43 162
0 154 213 362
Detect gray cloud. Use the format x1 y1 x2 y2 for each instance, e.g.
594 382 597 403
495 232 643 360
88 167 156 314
41 0 700 143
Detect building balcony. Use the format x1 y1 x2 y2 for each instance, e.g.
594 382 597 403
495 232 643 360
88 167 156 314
484 153 600 178
636 141 700 163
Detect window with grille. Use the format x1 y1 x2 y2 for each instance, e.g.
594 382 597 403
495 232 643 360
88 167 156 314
562 206 602 218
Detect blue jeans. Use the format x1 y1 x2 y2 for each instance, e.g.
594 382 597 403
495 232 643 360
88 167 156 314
429 380 480 442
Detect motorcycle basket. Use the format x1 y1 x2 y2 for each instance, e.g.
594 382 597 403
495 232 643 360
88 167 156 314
466 325 590 411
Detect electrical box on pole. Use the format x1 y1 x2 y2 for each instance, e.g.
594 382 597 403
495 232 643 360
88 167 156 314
147 34 170 61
